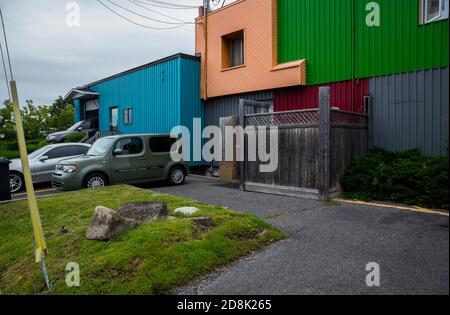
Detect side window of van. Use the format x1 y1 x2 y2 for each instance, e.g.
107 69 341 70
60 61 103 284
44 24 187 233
149 137 177 153
115 138 144 155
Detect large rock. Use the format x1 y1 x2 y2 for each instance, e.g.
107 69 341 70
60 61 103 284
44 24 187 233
174 207 199 216
116 201 168 223
86 206 137 241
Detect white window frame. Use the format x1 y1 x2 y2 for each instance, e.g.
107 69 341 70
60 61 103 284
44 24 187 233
123 108 133 125
421 0 449 24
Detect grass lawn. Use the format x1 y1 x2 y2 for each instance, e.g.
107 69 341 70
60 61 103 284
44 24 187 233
0 185 285 295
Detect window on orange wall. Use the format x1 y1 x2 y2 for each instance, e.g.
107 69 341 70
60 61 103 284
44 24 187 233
421 0 449 24
221 30 244 69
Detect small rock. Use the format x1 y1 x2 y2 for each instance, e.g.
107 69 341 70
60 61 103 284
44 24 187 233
116 201 167 223
86 206 137 241
258 230 269 238
174 207 199 216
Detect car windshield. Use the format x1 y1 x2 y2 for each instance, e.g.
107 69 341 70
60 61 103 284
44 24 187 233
87 138 115 156
68 121 84 132
28 146 50 160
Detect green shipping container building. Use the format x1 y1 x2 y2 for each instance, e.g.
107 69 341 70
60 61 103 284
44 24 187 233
277 0 449 85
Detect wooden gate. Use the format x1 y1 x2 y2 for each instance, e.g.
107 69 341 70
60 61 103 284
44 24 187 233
239 87 368 200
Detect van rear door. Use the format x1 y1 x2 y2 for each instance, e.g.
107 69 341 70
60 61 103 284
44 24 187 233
147 136 176 179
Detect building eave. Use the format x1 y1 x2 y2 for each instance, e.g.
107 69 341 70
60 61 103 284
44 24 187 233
64 88 100 102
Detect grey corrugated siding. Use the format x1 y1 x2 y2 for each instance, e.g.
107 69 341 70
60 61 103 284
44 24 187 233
204 91 273 127
369 67 449 156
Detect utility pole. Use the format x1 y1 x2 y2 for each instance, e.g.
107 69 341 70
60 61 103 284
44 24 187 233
10 80 48 265
0 7 50 289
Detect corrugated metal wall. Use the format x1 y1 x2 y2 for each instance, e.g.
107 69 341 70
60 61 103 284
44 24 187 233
90 57 182 135
278 0 353 85
355 0 449 79
180 57 205 165
274 79 369 113
73 99 81 123
204 91 273 127
369 67 449 156
180 57 204 131
278 0 449 85
81 55 203 165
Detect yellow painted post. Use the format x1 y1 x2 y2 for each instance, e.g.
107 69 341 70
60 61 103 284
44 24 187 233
10 80 47 263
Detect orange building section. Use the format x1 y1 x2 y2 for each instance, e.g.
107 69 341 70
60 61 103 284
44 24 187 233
195 0 306 100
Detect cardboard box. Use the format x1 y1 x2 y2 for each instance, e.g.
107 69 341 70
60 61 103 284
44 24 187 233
219 162 239 182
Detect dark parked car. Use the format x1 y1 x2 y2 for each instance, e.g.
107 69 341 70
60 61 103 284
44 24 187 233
46 120 98 143
52 134 188 191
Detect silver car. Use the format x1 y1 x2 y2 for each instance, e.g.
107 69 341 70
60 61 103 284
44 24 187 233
9 143 91 193
46 120 97 143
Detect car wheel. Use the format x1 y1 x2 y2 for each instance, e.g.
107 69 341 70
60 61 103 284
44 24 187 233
84 173 108 189
168 167 186 185
9 172 24 193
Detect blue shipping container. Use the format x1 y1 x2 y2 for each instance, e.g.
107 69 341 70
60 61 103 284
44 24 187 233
68 53 204 165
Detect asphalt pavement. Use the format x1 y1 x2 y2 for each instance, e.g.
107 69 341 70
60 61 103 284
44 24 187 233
152 176 449 295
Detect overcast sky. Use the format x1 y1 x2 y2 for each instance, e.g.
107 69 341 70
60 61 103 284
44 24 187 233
0 0 218 106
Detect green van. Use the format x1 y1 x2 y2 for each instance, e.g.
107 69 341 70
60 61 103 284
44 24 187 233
52 134 188 191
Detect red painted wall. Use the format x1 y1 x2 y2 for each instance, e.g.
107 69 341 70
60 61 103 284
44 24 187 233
274 79 369 113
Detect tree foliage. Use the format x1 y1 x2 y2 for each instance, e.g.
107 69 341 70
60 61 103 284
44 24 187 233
0 96 74 140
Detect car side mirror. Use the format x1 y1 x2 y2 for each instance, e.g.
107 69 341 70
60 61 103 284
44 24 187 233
39 155 49 162
113 149 122 156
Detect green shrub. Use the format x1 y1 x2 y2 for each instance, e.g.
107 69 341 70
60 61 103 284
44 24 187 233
0 149 18 159
63 132 88 143
0 139 47 160
341 148 449 209
1 139 44 151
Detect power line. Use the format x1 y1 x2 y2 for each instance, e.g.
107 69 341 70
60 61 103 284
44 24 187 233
0 39 11 100
105 0 191 25
141 0 199 9
96 0 187 29
133 0 197 10
0 8 13 81
127 0 194 23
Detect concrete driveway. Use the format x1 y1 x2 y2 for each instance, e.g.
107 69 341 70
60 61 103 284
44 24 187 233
152 176 449 295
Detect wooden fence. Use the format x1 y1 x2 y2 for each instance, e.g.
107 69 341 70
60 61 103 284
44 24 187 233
238 87 368 200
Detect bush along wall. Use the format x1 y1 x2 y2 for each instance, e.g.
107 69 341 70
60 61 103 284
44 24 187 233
62 132 88 143
0 139 47 160
341 148 449 210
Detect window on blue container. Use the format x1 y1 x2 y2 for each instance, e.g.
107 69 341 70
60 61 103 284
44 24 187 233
123 108 133 125
421 0 449 24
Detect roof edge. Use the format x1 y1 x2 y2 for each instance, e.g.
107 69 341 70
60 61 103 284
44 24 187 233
81 53 200 89
64 88 100 102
